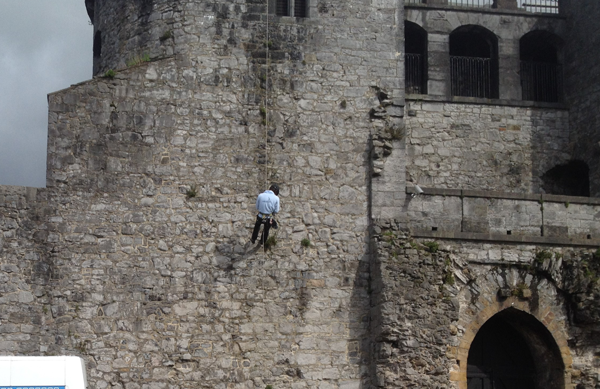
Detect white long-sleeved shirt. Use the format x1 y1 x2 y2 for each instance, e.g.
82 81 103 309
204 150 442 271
255 190 280 216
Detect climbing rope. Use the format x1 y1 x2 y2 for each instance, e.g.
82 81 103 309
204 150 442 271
264 0 270 191
261 0 271 255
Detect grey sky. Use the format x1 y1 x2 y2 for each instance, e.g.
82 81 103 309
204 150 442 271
0 0 92 187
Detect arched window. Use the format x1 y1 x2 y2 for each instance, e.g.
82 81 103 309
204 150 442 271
450 25 498 99
468 308 564 389
405 22 427 94
520 31 563 102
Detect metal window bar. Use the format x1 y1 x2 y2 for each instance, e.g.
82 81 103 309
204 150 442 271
406 53 425 94
404 0 425 4
294 0 307 17
450 56 492 98
518 0 559 14
447 0 492 8
276 0 289 16
520 61 562 103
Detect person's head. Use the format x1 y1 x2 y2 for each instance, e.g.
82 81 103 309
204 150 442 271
269 184 279 196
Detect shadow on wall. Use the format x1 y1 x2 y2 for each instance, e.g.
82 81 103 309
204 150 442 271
350 253 372 388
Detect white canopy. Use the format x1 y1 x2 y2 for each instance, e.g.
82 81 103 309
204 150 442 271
0 356 87 389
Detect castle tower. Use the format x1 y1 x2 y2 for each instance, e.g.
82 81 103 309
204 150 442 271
4 0 406 388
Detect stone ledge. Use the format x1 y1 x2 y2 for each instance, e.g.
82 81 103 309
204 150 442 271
406 94 567 109
412 229 600 247
405 186 597 205
0 185 38 201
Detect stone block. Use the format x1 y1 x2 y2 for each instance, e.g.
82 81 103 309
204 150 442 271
544 225 569 237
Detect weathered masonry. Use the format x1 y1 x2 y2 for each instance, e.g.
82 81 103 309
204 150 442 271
1 0 599 388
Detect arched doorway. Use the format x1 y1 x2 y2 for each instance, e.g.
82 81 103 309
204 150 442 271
467 308 564 389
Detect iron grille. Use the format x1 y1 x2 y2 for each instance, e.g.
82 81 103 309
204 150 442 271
294 0 307 17
447 0 492 8
518 0 559 14
276 0 289 16
406 53 425 94
405 0 424 3
450 56 492 98
520 61 562 103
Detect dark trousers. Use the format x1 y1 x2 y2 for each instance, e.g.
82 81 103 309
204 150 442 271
251 216 272 244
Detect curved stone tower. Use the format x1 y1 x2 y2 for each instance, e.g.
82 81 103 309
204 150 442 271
87 0 196 75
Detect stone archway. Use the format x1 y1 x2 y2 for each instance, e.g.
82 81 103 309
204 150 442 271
450 297 572 389
466 308 564 389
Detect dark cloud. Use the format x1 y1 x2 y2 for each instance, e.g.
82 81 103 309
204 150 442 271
0 0 92 187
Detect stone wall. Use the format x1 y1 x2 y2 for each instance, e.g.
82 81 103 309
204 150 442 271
18 58 374 389
371 222 600 389
405 100 570 192
563 0 600 196
0 0 406 385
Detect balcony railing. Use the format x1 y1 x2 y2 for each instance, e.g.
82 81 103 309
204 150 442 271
450 56 492 98
406 53 425 94
519 0 559 14
405 0 559 14
520 61 563 103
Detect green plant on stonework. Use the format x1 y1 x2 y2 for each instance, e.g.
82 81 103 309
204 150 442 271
443 272 455 286
512 283 527 298
301 238 311 248
386 124 404 140
265 236 277 251
382 230 394 238
186 184 198 199
594 248 600 260
127 53 151 67
340 99 347 109
565 201 570 208
265 385 274 389
75 340 89 353
423 241 439 253
104 69 116 78
259 106 267 125
160 30 173 41
534 250 553 264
